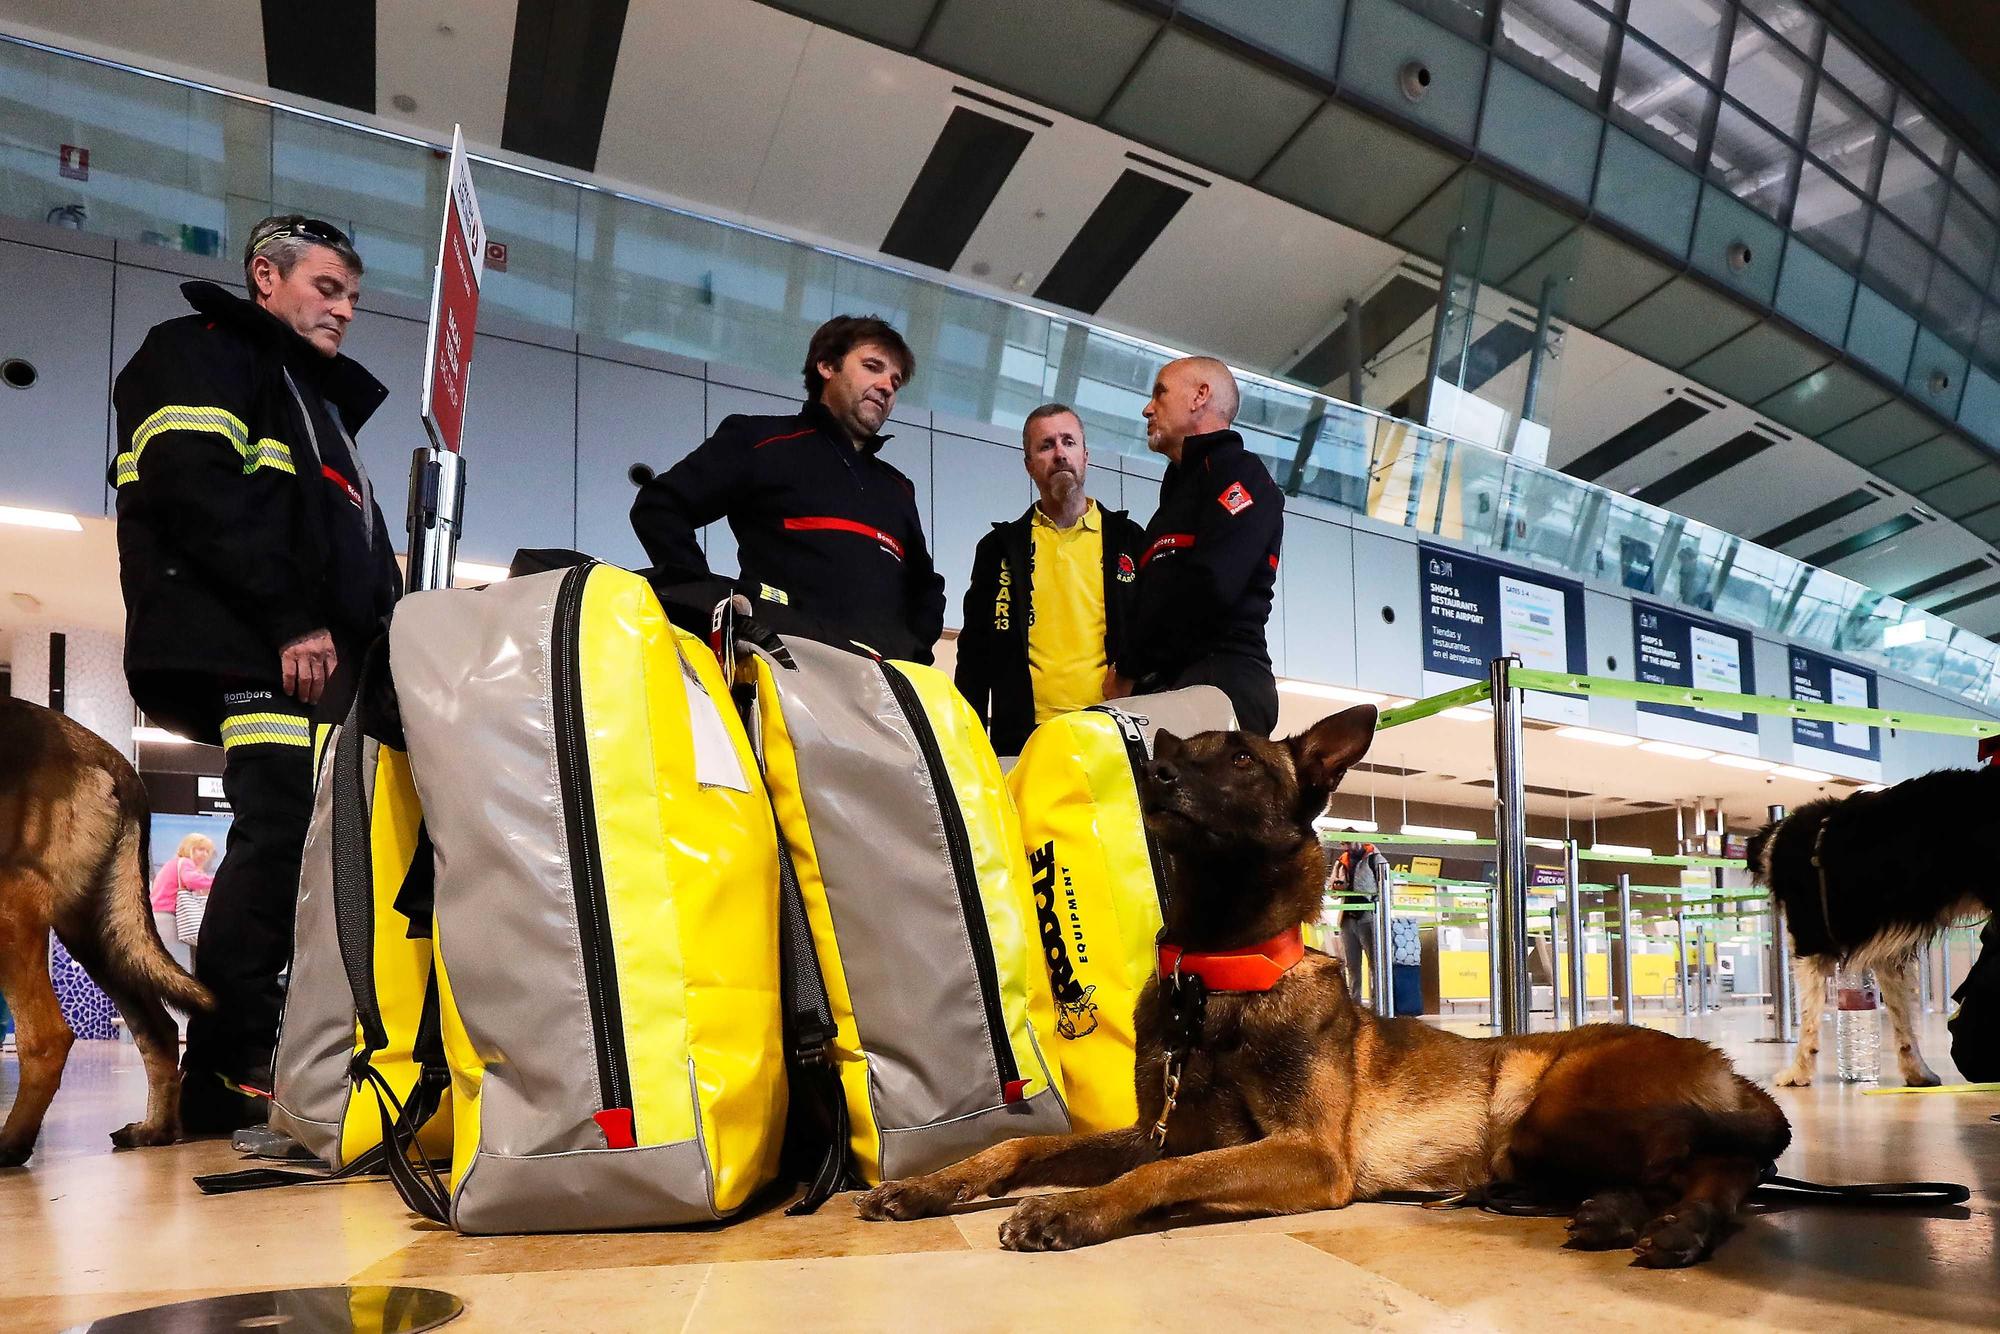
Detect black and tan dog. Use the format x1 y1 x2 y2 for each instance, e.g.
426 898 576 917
1 697 211 1166
1749 769 1998 1088
859 706 1790 1267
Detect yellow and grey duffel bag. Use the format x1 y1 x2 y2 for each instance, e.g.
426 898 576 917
1007 687 1234 1134
744 631 1068 1206
264 698 450 1173
376 561 786 1234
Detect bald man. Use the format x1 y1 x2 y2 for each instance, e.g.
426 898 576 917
1108 356 1283 732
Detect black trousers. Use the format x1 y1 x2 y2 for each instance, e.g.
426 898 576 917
1167 653 1279 736
181 686 317 1086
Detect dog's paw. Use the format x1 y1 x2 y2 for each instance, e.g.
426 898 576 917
1632 1205 1716 1269
1772 1065 1813 1088
855 1174 967 1222
997 1195 1111 1252
1897 1064 1942 1088
109 1119 177 1150
1565 1194 1644 1250
0 1142 33 1169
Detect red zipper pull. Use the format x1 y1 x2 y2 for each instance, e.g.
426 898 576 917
593 1108 636 1148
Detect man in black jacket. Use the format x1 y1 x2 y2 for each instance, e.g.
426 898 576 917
630 315 946 663
955 404 1146 755
1110 356 1283 733
113 215 401 1131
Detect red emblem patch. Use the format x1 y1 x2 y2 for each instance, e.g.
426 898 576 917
1218 481 1254 515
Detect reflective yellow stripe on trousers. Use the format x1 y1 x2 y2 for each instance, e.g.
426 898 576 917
219 711 313 751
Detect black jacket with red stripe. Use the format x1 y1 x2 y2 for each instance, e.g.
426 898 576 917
630 400 946 663
1117 429 1283 688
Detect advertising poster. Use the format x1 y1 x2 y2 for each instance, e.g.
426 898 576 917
1789 646 1882 781
1632 603 1759 754
1420 543 1587 723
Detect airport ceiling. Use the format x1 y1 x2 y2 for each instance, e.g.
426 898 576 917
7 0 2000 639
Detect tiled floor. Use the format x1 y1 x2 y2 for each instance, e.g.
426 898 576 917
4 1010 1994 1332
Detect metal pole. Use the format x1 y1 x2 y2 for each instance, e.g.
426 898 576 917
1696 924 1712 1013
1564 839 1588 1027
1616 874 1635 1025
1677 909 1693 1018
406 446 467 593
1489 656 1531 1035
1486 893 1503 1030
1919 941 1934 1013
1372 860 1395 1018
1518 272 1561 431
1548 907 1562 1025
1765 803 1797 1042
1941 929 1954 997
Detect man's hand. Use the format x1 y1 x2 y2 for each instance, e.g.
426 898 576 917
1103 668 1134 700
281 629 338 706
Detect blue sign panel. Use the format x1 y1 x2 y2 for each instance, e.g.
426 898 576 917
1789 646 1881 772
1632 602 1758 751
1420 544 1588 723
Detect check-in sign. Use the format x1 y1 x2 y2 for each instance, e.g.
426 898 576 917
420 125 486 454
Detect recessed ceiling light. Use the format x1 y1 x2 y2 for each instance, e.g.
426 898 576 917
1555 726 1640 746
0 504 82 531
1588 842 1654 858
1772 765 1831 782
1442 706 1492 721
1398 823 1477 841
1857 782 1887 793
1639 740 1715 760
133 725 194 744
1313 815 1378 833
1278 679 1385 705
1710 754 1775 771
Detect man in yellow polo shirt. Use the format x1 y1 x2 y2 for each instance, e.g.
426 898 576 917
955 403 1146 754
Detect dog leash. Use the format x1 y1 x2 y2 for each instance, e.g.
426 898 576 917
1149 965 1207 1151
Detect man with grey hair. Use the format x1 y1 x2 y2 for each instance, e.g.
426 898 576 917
112 214 400 1136
955 403 1145 754
1109 355 1283 733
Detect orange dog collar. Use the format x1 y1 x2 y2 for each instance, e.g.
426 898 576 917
1157 927 1305 993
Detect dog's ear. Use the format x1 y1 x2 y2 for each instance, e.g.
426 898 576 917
1289 706 1377 809
1153 729 1182 762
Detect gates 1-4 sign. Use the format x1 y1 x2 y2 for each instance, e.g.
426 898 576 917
1789 646 1881 780
1419 543 1587 723
1632 602 1757 755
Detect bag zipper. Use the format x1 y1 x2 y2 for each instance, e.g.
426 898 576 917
550 562 636 1144
1092 705 1171 915
876 661 1022 1098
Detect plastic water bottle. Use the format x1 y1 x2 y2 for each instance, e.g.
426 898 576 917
1834 965 1880 1083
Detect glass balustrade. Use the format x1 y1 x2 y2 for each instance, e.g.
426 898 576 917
5 33 1999 708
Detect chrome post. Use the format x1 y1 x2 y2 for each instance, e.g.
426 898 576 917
1765 804 1797 1042
1616 874 1635 1026
1372 860 1395 1018
1489 656 1531 1035
1696 924 1713 1013
1564 838 1588 1027
1677 909 1693 1018
405 446 466 593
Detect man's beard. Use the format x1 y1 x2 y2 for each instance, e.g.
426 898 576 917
1048 469 1081 505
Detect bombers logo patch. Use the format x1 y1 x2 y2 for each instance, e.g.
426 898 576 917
1217 480 1254 515
1030 841 1099 1040
1116 552 1136 584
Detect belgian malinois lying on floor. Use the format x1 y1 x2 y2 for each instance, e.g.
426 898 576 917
1 697 211 1166
859 706 1791 1267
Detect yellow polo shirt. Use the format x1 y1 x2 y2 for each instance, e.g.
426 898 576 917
1028 500 1108 723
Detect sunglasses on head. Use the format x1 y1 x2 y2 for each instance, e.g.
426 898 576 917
253 218 352 252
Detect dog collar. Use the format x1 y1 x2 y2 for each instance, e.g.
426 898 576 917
1158 927 1305 993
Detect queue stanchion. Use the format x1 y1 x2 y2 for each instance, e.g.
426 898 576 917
1677 908 1693 1018
1941 930 1954 1000
1763 803 1798 1043
1696 923 1713 1013
1372 865 1395 1018
1616 873 1635 1025
1486 894 1503 1030
1563 839 1587 1028
1489 656 1531 1035
1919 942 1934 1013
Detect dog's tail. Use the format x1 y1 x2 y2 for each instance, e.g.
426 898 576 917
1689 1083 1792 1164
103 763 214 1015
